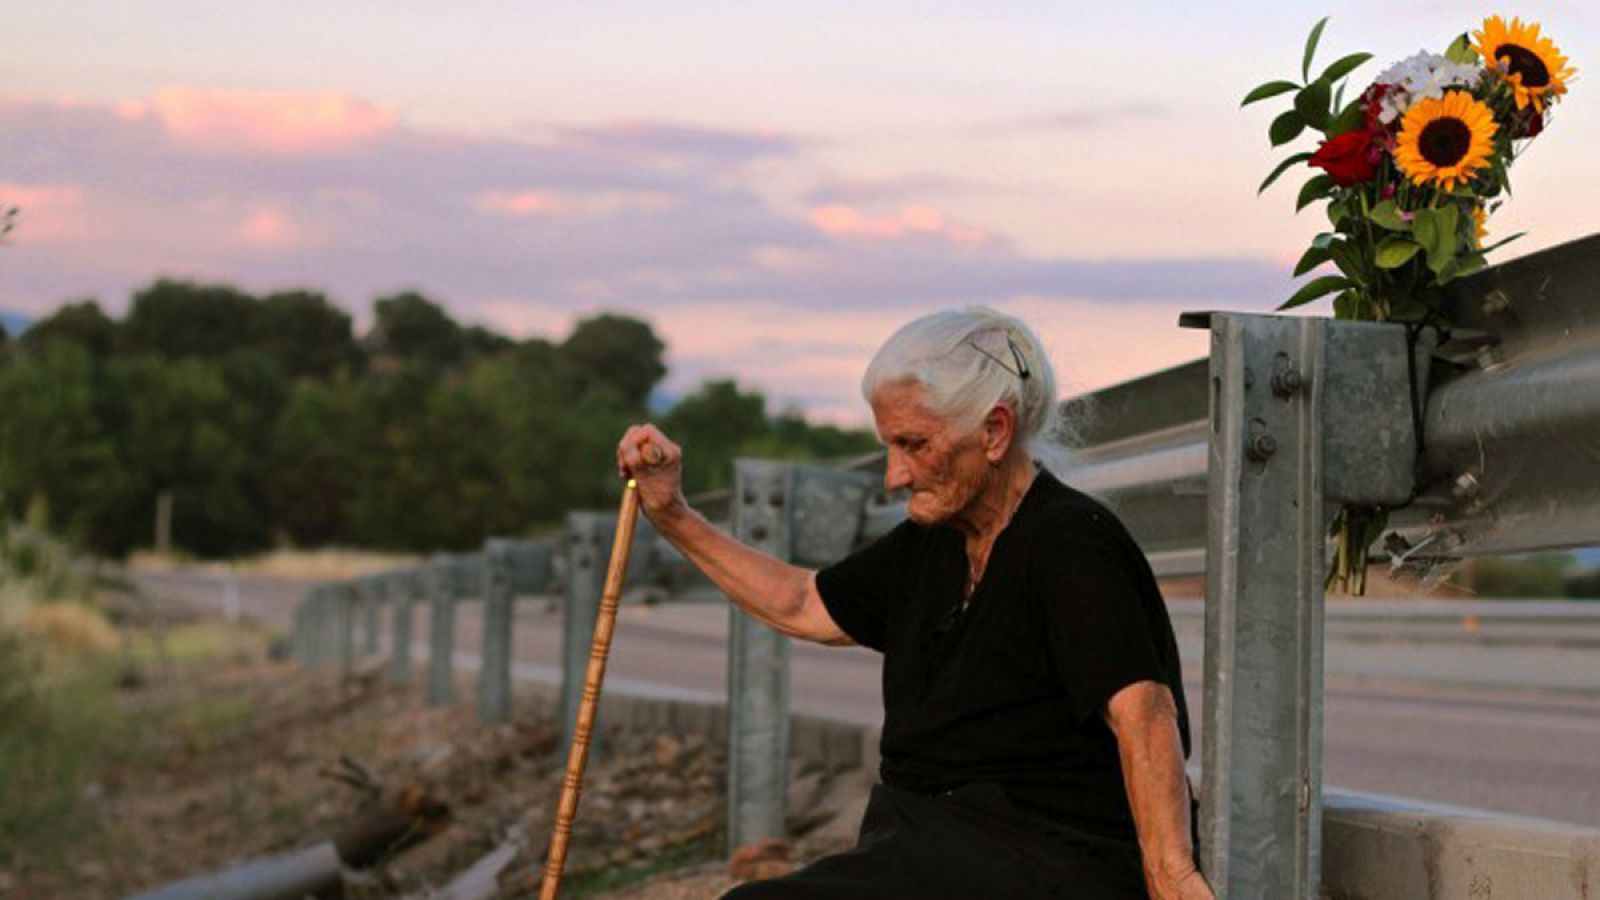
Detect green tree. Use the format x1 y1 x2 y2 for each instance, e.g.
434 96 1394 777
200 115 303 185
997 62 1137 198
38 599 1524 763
0 342 125 542
369 292 465 369
771 410 880 461
255 290 358 379
266 377 360 545
121 279 258 359
664 379 772 493
20 300 118 359
103 356 270 557
561 314 666 409
1460 552 1575 598
464 325 514 358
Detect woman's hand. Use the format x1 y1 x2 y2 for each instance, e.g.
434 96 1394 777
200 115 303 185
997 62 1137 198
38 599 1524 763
616 423 686 523
1154 862 1215 900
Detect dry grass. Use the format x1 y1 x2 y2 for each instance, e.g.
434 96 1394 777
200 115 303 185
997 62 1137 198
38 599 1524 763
128 547 419 582
18 603 119 659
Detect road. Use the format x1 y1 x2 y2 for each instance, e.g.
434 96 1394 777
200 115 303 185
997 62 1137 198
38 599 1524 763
132 569 1600 828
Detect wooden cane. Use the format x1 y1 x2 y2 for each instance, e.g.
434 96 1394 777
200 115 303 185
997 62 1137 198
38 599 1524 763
540 447 660 899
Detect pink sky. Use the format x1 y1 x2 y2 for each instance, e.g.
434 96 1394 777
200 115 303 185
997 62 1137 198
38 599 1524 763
5 3 1595 423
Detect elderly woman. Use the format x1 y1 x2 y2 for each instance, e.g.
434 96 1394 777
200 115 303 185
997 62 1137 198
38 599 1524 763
616 308 1211 900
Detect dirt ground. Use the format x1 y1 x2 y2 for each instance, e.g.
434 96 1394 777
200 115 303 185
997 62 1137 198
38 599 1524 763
1 617 866 899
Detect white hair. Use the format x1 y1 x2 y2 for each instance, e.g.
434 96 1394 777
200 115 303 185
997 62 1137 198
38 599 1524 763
862 306 1075 474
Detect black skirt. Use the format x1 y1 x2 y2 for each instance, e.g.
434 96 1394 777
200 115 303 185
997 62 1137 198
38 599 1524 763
722 783 1148 900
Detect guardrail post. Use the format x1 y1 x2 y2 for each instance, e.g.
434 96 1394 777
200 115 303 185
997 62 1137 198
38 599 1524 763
562 512 609 750
1201 313 1325 899
727 459 794 851
1198 313 1417 899
310 586 335 668
479 540 516 723
388 570 418 684
360 575 384 655
426 556 458 706
291 591 311 665
336 581 357 677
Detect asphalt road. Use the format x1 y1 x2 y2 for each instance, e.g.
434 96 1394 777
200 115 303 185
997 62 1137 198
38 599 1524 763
131 569 1600 828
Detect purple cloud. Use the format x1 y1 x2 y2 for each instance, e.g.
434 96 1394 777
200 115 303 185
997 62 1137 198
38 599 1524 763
0 91 1284 333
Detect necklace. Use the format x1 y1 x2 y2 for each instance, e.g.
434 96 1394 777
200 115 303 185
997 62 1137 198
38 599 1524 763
962 471 1035 606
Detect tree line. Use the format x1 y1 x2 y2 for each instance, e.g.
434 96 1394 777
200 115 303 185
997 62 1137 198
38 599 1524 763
0 280 876 558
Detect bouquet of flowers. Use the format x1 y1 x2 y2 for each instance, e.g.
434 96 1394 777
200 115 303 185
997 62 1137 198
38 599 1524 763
1244 15 1576 592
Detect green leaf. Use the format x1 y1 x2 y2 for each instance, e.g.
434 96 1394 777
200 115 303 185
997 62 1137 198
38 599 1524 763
1279 273 1350 310
1319 52 1374 85
1296 174 1334 211
1294 80 1332 130
1293 244 1331 277
1258 152 1313 194
1270 109 1306 146
1311 231 1336 249
1333 290 1356 319
1302 17 1331 82
1368 199 1411 231
1414 205 1461 274
1375 236 1421 268
1480 231 1526 254
1390 293 1430 320
1326 193 1353 227
1326 101 1365 136
1326 237 1365 280
1445 33 1477 65
1242 80 1301 107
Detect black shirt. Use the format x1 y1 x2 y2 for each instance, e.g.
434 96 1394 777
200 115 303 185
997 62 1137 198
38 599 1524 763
816 469 1190 842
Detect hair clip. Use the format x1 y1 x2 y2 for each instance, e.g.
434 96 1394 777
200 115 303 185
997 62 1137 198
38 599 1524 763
966 333 1031 380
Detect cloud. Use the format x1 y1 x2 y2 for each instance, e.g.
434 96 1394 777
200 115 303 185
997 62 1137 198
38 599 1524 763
120 86 397 155
0 90 1290 417
809 203 988 246
473 188 681 218
0 181 87 241
238 207 301 249
1003 102 1168 132
553 120 795 164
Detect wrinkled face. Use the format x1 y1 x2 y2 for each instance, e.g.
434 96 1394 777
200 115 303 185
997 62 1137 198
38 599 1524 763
871 380 990 526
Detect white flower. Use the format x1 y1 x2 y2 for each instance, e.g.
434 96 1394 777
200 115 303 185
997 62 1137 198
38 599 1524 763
1374 51 1483 123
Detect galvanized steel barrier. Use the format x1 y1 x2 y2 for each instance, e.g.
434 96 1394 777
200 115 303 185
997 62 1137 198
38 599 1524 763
284 233 1600 897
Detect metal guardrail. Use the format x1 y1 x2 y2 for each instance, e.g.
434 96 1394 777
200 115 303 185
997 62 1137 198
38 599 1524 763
1165 598 1600 648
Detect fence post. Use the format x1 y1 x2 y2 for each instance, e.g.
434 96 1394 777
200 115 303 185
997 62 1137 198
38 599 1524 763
726 459 794 851
562 512 609 750
312 586 336 669
479 540 516 723
1198 313 1417 898
426 556 458 706
1201 314 1325 899
336 581 357 677
291 591 311 665
360 575 384 655
389 570 418 685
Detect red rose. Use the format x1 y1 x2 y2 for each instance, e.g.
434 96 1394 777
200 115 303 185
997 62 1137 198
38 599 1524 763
1310 130 1379 186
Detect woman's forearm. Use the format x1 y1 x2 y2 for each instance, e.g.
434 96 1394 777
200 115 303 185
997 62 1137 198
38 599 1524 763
1107 681 1214 900
650 499 849 645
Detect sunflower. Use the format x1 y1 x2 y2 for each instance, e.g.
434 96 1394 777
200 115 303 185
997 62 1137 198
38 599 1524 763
1474 16 1576 111
1472 204 1489 247
1394 90 1498 191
